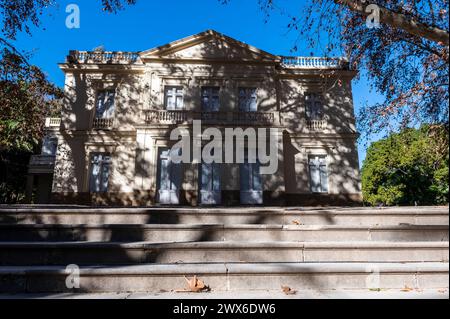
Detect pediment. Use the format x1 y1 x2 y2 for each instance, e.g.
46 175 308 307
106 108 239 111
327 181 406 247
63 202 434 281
140 30 279 63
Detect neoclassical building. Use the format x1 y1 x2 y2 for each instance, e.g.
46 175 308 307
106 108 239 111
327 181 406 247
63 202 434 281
28 30 362 206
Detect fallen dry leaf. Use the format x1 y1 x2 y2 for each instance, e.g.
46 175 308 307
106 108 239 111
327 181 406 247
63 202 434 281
175 276 210 293
401 285 414 292
281 286 297 295
292 220 302 225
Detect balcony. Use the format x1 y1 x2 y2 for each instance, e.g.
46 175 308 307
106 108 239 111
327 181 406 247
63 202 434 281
306 120 327 131
145 110 276 126
67 50 141 64
45 118 61 128
281 56 349 70
93 118 115 130
30 155 56 166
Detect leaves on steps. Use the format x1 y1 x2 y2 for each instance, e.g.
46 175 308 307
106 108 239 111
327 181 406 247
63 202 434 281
175 276 211 293
281 285 297 295
401 285 414 292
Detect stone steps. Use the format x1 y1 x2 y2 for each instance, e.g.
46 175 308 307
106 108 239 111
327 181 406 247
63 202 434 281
0 241 447 265
2 289 449 299
0 206 448 294
1 207 448 226
0 262 448 293
0 224 447 242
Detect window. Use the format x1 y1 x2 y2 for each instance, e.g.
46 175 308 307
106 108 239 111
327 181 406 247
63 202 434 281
241 160 262 192
201 87 220 112
309 155 329 193
95 90 116 119
238 87 258 112
42 136 58 156
158 148 182 192
305 93 323 120
165 86 184 110
200 162 221 192
89 153 111 193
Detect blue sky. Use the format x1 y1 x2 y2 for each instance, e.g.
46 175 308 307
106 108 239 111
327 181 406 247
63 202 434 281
9 0 385 166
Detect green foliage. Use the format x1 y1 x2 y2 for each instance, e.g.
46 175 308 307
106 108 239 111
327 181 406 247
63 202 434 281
0 49 63 152
0 150 31 204
362 125 449 206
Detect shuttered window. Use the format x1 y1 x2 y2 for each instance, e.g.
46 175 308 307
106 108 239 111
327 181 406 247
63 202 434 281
89 153 112 193
305 93 324 120
165 86 184 110
201 87 220 112
95 90 116 119
309 155 329 193
238 88 258 112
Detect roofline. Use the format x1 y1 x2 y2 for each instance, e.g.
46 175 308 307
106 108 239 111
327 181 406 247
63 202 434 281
139 29 280 60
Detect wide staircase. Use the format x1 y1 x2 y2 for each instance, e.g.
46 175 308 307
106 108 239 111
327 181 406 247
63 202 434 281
0 206 448 295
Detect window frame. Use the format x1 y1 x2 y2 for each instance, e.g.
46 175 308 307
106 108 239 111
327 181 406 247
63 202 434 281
164 86 185 111
41 136 58 156
201 86 221 112
305 92 324 121
89 153 112 193
95 89 116 120
238 87 258 112
308 155 329 194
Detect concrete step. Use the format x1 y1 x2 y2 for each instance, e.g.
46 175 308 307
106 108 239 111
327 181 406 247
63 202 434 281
1 207 448 226
0 224 447 242
0 262 447 293
2 289 448 299
0 241 447 265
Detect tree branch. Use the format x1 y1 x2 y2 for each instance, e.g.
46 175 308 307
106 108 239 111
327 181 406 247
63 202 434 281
336 0 449 45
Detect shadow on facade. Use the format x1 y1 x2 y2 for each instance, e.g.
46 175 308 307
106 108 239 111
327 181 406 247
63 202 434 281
3 35 365 295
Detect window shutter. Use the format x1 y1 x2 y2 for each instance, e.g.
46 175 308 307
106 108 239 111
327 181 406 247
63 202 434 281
238 88 247 112
159 151 170 190
249 89 258 112
101 162 111 192
171 161 182 191
309 157 321 193
252 161 262 191
201 163 213 191
240 163 251 191
95 90 115 119
95 92 106 119
320 163 329 193
212 163 221 191
104 91 116 119
201 88 210 111
90 159 101 193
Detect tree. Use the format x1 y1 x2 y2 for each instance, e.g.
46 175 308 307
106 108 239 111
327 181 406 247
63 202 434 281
0 0 135 152
0 49 63 152
224 0 449 138
0 0 134 203
361 125 449 206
